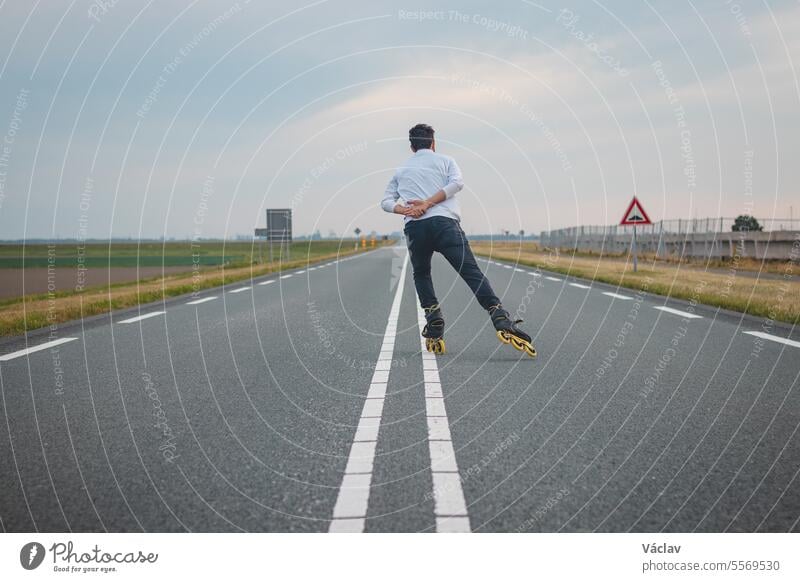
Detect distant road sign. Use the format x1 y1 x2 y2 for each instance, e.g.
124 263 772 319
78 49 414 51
266 209 292 241
620 196 652 225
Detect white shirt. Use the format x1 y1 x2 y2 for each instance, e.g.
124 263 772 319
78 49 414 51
381 149 464 222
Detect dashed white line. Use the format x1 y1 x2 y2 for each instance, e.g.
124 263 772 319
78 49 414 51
416 305 471 533
602 292 632 300
295 270 305 274
653 306 703 319
257 280 275 286
186 296 217 305
0 337 78 362
569 282 591 289
743 331 800 349
514 268 526 273
545 276 561 282
228 286 252 294
280 275 292 280
117 311 166 324
329 253 408 533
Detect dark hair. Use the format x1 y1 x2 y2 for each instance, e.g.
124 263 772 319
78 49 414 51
409 123 434 151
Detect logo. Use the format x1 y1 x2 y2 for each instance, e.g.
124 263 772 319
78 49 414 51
20 542 46 570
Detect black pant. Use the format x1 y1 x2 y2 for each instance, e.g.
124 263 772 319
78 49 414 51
404 216 500 311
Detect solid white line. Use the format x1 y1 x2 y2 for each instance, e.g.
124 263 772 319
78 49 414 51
743 331 800 349
653 306 703 319
257 280 275 286
545 276 561 282
568 282 591 289
228 286 251 294
186 296 217 305
416 305 471 533
0 337 78 362
117 311 166 324
329 253 408 533
602 292 633 301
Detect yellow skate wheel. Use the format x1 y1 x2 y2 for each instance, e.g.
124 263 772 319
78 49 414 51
496 330 511 344
509 336 537 358
427 338 445 354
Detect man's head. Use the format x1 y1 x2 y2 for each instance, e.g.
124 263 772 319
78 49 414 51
409 123 435 152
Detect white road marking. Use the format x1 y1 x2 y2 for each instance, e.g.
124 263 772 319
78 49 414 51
545 276 561 282
280 275 292 280
653 306 703 319
329 253 408 533
186 296 217 305
503 265 513 269
416 305 471 533
528 272 541 276
569 282 591 289
602 292 632 300
228 286 251 294
0 337 78 362
257 280 275 286
743 331 800 349
117 311 166 324
296 270 305 274
514 268 526 273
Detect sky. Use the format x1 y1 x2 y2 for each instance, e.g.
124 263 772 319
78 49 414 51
0 0 797 239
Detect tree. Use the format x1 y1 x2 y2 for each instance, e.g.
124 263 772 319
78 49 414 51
519 229 525 238
732 215 763 232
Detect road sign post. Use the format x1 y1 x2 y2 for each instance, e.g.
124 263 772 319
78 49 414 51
266 209 293 263
620 196 652 273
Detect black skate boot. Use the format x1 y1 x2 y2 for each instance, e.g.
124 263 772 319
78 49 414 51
422 304 446 355
489 304 536 358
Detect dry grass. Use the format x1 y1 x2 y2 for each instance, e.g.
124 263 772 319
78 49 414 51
0 244 387 337
471 241 799 325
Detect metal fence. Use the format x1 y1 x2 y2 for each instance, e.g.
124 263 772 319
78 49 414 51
540 218 800 261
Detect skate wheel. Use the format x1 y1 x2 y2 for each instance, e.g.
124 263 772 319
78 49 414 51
496 331 511 344
509 336 537 358
426 338 446 355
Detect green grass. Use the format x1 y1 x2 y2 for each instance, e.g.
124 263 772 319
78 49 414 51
0 240 395 336
0 240 350 268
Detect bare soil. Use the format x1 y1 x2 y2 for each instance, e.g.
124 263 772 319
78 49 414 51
0 267 199 300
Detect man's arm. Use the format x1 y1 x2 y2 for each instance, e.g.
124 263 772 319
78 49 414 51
381 174 413 215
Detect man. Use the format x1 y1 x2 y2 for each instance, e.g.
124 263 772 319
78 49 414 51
381 123 535 357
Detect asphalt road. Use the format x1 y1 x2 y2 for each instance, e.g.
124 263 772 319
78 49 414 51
1 244 798 532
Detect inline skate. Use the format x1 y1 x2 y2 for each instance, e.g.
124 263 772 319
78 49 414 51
489 304 536 358
422 304 445 355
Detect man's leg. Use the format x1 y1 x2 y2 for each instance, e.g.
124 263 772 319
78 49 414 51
404 221 437 308
435 219 501 311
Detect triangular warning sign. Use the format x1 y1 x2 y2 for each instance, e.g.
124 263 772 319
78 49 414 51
620 196 652 225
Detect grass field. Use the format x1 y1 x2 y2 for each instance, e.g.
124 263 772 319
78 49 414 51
471 241 799 325
0 240 392 337
0 240 349 268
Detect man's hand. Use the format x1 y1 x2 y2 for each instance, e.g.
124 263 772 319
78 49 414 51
393 204 414 216
406 199 432 218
